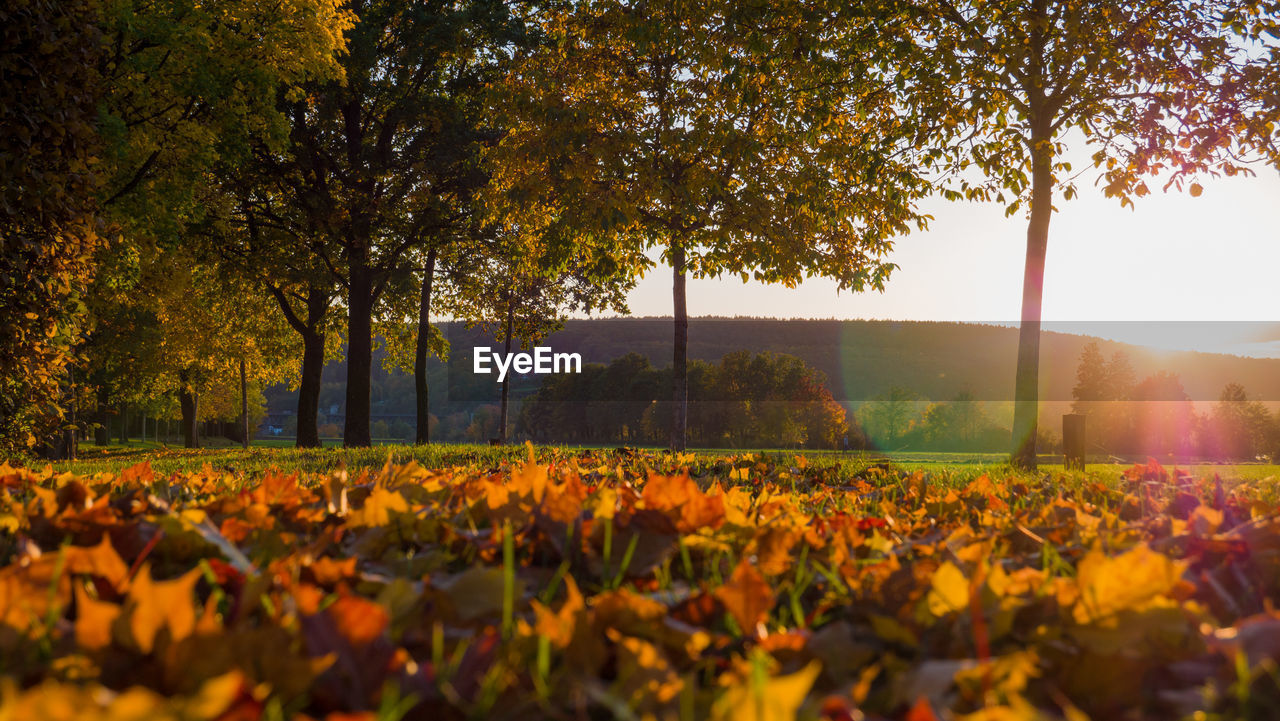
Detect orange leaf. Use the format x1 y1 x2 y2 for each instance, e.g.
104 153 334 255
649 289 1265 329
327 594 389 647
714 559 774 633
119 564 200 653
904 696 941 721
306 556 358 586
64 534 130 590
532 576 585 648
74 584 120 650
753 526 800 576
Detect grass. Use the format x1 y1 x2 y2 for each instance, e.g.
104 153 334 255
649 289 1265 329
37 441 1280 487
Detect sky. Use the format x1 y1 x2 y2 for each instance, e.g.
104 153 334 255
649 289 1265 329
610 152 1280 358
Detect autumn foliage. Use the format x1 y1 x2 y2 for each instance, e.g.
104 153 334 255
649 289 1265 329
3 450 1280 719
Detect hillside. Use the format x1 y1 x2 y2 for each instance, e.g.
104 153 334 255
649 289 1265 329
446 318 1280 402
266 318 1280 431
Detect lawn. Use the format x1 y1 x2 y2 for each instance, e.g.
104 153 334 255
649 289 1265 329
47 442 1280 486
3 447 1280 719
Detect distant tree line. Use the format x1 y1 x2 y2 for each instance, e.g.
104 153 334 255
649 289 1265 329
1070 342 1279 460
517 352 848 449
854 388 1013 453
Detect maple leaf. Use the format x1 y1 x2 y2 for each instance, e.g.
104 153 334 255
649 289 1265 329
529 575 585 649
116 564 201 653
643 472 725 532
714 558 774 634
113 461 156 491
251 469 313 507
63 534 131 590
510 457 549 503
305 556 358 587
73 584 120 651
0 536 130 634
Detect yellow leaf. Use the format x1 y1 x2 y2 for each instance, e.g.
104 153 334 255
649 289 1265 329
1189 504 1223 536
511 457 548 503
589 487 617 520
1072 543 1185 625
926 561 969 617
348 487 408 527
611 632 685 710
713 660 821 721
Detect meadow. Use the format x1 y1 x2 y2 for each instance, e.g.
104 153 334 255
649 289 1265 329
4 445 1280 720
48 442 1280 487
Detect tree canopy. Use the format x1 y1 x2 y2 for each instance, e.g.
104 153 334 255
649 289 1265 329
491 0 931 449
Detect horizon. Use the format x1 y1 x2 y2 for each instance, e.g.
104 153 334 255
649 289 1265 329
552 315 1280 360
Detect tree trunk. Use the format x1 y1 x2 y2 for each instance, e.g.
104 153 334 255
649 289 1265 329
65 368 77 460
345 261 373 447
266 283 329 449
118 402 128 444
180 384 199 449
297 328 325 448
240 357 249 449
414 248 438 444
1010 136 1053 470
499 289 514 445
671 243 688 451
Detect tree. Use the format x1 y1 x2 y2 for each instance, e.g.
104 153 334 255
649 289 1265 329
1071 342 1136 452
493 0 929 450
859 386 920 449
1129 372 1196 458
252 0 526 447
1071 342 1109 404
135 252 298 448
213 189 346 448
95 0 352 229
74 0 352 452
917 390 995 450
0 0 103 454
1232 6 1280 163
1208 383 1276 460
445 229 631 445
894 1 1256 468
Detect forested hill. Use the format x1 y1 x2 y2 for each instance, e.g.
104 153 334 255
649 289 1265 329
268 318 1280 427
487 318 1280 402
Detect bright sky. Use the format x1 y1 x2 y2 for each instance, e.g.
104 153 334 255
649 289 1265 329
614 152 1280 358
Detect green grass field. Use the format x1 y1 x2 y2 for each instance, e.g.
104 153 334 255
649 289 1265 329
39 441 1280 488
